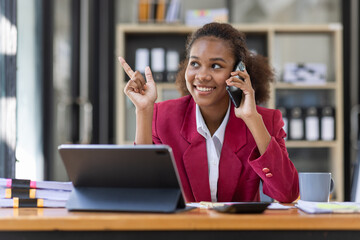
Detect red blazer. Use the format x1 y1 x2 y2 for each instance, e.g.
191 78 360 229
152 95 299 203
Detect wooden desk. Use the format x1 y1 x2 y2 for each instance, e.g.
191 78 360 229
1 207 360 240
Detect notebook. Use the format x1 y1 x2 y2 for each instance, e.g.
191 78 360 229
58 144 187 213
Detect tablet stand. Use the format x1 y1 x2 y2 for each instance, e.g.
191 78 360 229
66 187 186 213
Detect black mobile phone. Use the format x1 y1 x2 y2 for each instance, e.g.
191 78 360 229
213 202 270 214
226 61 245 108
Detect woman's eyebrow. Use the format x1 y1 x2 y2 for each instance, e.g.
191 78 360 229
209 57 227 63
189 56 199 59
189 56 227 63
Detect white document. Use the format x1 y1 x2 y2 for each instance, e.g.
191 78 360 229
135 48 150 73
296 200 360 214
267 202 293 210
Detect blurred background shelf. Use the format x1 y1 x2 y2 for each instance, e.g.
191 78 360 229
285 141 338 148
275 82 337 89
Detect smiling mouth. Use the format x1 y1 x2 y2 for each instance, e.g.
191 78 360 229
195 86 215 92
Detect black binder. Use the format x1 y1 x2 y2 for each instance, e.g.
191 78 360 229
58 144 186 213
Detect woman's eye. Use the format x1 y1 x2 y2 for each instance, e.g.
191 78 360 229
190 61 199 67
212 64 221 69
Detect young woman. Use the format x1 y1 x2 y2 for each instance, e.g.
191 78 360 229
119 22 299 203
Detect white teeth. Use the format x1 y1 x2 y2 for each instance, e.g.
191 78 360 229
197 86 213 92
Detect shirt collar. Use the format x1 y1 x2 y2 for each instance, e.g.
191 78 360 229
195 101 231 142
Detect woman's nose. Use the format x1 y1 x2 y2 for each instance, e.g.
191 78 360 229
195 68 211 81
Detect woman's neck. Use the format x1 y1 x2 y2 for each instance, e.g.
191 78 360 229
199 101 229 136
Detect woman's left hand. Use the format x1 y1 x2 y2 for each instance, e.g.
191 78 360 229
226 67 258 120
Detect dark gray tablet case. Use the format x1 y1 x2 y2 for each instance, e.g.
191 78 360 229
58 144 186 213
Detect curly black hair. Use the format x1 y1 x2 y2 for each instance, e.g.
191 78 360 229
175 22 274 105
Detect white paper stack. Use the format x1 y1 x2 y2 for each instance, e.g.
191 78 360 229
0 198 66 208
0 178 72 208
296 200 360 214
0 187 71 201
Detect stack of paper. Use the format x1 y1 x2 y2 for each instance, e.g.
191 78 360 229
0 198 68 208
0 178 73 208
0 188 71 201
296 200 360 214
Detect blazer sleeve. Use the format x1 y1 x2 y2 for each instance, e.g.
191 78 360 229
247 109 299 203
152 103 162 144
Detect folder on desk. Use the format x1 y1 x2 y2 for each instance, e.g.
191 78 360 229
58 144 187 213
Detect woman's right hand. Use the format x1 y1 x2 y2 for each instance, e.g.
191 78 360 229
118 57 157 110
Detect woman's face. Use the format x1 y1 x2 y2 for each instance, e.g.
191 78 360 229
185 36 235 110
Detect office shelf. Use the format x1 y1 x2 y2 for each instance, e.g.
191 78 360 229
275 82 337 90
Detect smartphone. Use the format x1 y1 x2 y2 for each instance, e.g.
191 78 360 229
226 61 245 108
213 202 270 214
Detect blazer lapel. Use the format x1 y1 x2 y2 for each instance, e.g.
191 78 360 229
180 98 211 202
183 135 211 202
217 106 248 202
223 105 248 153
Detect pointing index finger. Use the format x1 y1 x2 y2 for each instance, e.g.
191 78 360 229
118 57 135 78
145 66 155 83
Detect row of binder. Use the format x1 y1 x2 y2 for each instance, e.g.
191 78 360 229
138 0 181 23
279 106 335 141
135 48 180 82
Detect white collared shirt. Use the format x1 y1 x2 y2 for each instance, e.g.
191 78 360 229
196 102 231 202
